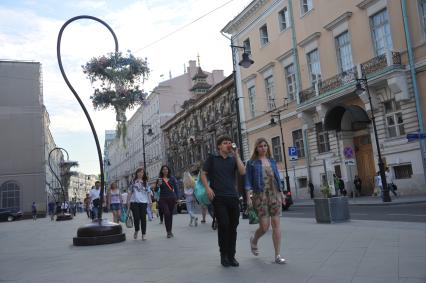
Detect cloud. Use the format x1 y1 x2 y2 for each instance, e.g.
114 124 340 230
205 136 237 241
1 0 252 173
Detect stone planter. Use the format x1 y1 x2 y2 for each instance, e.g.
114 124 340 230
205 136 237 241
314 196 350 223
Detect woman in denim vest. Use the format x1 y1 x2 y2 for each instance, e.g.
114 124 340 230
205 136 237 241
245 137 286 264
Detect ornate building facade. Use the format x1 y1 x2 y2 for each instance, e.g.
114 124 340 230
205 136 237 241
162 75 238 178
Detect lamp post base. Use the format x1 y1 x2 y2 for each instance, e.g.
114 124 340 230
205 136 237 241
73 219 125 246
56 213 73 221
382 191 392 202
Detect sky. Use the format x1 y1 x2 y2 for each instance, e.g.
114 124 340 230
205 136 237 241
0 0 252 174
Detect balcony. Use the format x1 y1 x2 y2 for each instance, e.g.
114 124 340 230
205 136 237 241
298 52 402 105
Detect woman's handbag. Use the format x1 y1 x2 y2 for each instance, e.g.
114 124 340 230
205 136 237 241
120 207 127 223
247 206 259 225
194 174 211 206
125 210 133 228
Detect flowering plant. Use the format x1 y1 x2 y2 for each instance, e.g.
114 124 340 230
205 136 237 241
82 51 150 143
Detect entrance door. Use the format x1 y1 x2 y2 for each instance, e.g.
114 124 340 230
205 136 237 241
353 135 375 195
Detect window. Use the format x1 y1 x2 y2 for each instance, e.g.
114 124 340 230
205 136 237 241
265 75 276 111
259 24 269 46
384 100 405 138
307 49 322 85
243 38 252 55
420 0 426 36
297 177 308 188
284 64 296 101
248 86 256 118
272 136 283 162
292 129 305 158
315 122 330 153
394 164 413 179
300 0 313 15
279 7 289 31
335 31 354 72
370 9 393 55
1 181 20 210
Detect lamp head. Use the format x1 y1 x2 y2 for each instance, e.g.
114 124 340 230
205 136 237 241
270 118 276 126
147 128 154 136
355 80 365 96
238 52 254 68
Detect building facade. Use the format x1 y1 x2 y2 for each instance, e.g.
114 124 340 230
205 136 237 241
222 0 426 198
0 61 47 215
162 75 238 177
106 60 225 188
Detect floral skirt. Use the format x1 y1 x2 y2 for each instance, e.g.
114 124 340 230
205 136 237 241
253 185 282 218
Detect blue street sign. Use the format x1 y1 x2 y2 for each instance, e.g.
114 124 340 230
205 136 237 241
407 132 426 141
288 147 298 157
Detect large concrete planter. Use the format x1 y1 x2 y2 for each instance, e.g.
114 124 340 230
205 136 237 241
314 196 350 223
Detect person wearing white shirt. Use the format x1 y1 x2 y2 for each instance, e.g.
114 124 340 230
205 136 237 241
90 181 101 220
127 168 152 241
385 167 397 197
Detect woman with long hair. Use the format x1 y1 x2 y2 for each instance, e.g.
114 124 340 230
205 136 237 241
183 171 198 227
155 165 179 238
107 182 122 223
245 137 286 264
127 167 152 241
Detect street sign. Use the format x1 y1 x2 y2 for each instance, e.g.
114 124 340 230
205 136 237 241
407 132 426 141
343 146 354 159
288 147 298 161
344 159 356 166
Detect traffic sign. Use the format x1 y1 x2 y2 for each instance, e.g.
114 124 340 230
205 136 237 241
288 147 298 161
344 159 356 166
407 132 426 141
343 146 354 159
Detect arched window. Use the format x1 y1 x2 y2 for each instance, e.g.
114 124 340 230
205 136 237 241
1 181 20 210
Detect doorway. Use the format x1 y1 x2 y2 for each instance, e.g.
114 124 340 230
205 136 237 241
353 135 375 195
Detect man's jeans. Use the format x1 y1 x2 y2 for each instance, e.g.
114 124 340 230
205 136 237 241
91 207 99 220
212 196 240 258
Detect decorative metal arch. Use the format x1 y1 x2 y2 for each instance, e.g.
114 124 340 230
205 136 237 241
56 15 119 219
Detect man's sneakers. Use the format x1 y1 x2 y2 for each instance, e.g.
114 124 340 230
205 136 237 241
221 254 239 267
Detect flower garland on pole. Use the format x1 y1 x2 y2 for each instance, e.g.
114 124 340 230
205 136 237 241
82 51 149 145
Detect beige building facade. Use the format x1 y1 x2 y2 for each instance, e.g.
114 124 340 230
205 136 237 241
223 0 426 198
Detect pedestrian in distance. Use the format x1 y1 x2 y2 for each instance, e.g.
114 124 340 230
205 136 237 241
183 171 198 227
84 193 91 218
31 202 37 221
89 182 101 220
354 175 362 196
385 167 398 197
245 138 287 264
374 171 383 199
107 182 122 224
201 135 246 267
308 182 314 199
127 168 152 241
48 201 55 221
154 165 179 238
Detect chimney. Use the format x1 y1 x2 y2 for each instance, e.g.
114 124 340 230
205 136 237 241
211 70 225 85
188 60 197 78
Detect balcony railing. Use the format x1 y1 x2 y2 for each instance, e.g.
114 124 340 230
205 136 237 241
298 52 402 104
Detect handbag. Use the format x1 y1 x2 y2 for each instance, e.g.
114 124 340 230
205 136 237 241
120 207 127 223
194 174 211 206
392 183 397 191
125 210 133 228
247 206 259 225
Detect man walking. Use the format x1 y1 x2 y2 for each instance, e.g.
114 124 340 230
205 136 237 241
89 181 101 220
201 135 246 267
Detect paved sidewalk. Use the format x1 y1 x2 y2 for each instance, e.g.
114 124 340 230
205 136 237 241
293 194 426 207
1 213 426 283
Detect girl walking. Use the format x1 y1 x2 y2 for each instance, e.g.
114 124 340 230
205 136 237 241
107 182 122 223
245 138 286 264
127 168 152 241
155 165 179 238
183 171 198 227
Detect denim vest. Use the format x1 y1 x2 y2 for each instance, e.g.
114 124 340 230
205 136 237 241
245 159 283 193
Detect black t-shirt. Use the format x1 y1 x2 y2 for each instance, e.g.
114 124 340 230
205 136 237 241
202 154 238 197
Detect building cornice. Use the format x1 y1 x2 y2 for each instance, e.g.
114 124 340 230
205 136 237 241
257 61 276 74
323 12 353 31
221 0 269 35
298 32 321 47
356 0 380 9
242 73 257 83
276 49 294 62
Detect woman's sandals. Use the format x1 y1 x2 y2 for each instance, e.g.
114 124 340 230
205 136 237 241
250 236 259 256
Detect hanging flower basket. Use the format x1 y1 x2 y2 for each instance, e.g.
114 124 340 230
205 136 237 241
82 51 149 144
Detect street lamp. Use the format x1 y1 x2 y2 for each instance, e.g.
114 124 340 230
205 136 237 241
355 73 391 202
230 44 254 160
141 119 153 172
270 100 293 203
